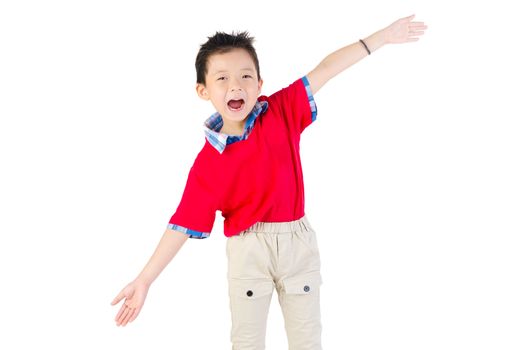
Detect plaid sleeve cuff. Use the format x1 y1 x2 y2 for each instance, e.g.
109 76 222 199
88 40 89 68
167 223 210 239
301 75 317 122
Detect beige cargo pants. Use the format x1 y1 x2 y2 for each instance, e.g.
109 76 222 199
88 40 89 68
226 215 323 350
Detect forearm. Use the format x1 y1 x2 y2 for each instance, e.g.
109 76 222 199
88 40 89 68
135 228 190 286
307 28 388 94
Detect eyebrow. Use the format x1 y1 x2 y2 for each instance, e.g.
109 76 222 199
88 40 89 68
211 68 255 75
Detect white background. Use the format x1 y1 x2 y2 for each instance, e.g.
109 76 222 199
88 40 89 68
1 0 527 349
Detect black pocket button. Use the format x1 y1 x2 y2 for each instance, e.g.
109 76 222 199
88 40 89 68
304 285 310 292
246 290 253 297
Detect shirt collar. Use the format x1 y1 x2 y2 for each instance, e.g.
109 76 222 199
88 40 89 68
203 100 269 154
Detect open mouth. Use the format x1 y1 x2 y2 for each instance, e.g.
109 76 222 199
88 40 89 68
227 99 245 112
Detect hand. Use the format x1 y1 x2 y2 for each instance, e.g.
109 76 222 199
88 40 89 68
383 14 427 44
111 279 150 326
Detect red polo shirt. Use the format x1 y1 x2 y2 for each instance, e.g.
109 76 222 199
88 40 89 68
168 77 317 237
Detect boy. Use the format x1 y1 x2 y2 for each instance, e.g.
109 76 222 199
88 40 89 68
112 14 427 349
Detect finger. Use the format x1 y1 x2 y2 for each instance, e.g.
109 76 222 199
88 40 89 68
116 307 127 325
124 305 139 324
410 31 425 36
114 303 127 322
406 37 419 42
130 304 143 322
121 307 133 326
129 308 140 323
410 24 428 30
111 291 125 305
121 307 135 326
117 306 131 326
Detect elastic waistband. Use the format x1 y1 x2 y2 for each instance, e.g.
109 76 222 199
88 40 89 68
241 215 314 234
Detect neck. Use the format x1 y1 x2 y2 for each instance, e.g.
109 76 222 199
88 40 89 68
220 119 246 136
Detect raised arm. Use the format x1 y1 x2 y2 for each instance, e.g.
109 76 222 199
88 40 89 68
306 14 427 94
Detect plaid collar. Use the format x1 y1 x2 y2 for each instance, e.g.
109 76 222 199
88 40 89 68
203 100 269 154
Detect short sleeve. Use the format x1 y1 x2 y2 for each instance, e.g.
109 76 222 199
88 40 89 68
270 76 318 134
167 165 218 239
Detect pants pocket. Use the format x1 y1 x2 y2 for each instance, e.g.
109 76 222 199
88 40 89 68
281 271 322 295
279 271 323 350
228 279 274 350
228 278 275 299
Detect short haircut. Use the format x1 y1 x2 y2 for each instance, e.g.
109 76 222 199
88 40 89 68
195 31 261 85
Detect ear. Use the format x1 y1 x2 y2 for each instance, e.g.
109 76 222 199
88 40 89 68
257 79 263 95
196 83 209 101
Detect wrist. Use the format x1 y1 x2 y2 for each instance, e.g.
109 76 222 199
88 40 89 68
364 28 388 53
379 27 390 45
135 275 153 288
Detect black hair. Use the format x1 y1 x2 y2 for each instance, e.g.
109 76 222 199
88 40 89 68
195 31 261 85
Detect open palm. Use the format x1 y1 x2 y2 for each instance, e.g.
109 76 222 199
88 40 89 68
384 14 427 44
111 279 150 326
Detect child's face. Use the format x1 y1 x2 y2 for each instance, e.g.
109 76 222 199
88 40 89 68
196 48 263 127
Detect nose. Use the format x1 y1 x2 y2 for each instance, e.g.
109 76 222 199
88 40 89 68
229 78 242 92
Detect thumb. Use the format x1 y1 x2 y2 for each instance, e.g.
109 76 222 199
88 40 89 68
406 14 416 21
111 290 125 305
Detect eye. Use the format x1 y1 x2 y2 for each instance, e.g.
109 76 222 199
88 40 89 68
217 76 226 81
242 74 252 79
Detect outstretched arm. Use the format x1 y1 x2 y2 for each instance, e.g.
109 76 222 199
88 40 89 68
111 228 190 326
306 14 427 94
